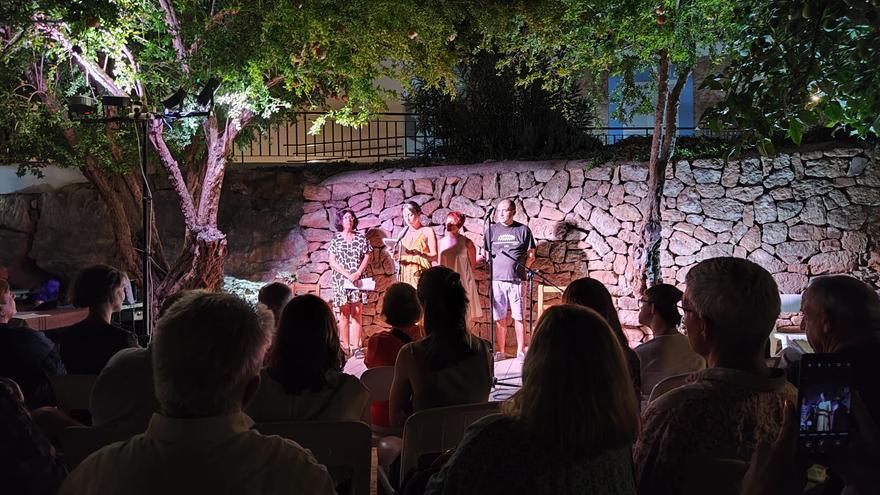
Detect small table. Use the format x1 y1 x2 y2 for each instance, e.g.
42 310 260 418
15 307 89 332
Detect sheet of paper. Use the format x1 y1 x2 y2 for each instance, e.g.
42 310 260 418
343 277 376 291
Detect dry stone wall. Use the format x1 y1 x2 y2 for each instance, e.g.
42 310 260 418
296 147 880 343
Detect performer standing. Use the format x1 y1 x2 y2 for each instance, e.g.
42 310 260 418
438 211 484 325
397 201 437 288
328 209 372 356
486 198 535 361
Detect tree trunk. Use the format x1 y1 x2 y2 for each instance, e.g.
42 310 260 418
627 54 692 298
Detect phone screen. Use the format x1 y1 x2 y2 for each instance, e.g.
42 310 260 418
797 354 852 458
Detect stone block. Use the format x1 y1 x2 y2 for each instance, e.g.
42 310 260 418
764 167 795 188
300 209 328 229
754 195 777 224
721 165 740 188
774 272 809 294
678 188 703 214
589 208 622 237
770 187 794 201
663 179 685 197
303 185 331 201
620 164 649 181
727 186 764 203
826 207 866 230
808 251 856 275
482 173 499 199
697 184 726 198
701 198 744 221
805 159 846 178
675 161 696 186
695 243 734 262
702 218 733 233
693 167 722 184
625 181 648 197
669 231 702 256
848 156 869 177
529 217 562 240
693 226 717 244
848 186 880 206
792 179 834 200
559 188 582 214
584 167 613 181
449 196 484 218
762 223 788 245
332 182 369 200
523 198 541 217
499 173 519 197
740 159 763 185
820 239 841 252
776 201 804 222
539 205 566 221
748 248 787 273
776 241 820 264
608 184 625 206
414 178 434 194
841 231 868 253
800 197 827 225
610 204 642 222
739 226 762 252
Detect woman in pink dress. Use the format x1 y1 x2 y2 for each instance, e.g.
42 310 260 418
438 211 483 326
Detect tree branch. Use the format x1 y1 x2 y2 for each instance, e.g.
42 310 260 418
34 21 125 96
157 0 190 73
147 121 199 231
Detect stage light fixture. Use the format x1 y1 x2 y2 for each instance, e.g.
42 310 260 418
101 95 131 113
67 96 98 119
196 78 220 108
162 88 186 111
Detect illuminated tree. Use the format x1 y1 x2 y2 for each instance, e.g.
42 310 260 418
1 0 463 315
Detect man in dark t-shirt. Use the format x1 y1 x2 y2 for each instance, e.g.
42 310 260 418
485 199 536 361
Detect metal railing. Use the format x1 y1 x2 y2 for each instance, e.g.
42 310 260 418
234 112 738 164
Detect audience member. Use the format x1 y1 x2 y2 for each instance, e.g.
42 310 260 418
59 290 335 495
389 266 492 427
0 377 67 495
52 264 139 374
562 277 642 398
257 282 293 326
89 291 185 433
797 275 880 423
0 279 66 409
424 305 639 495
247 294 369 423
366 282 423 427
635 283 705 403
634 257 796 495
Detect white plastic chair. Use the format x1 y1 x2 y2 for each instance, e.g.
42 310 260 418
399 402 501 482
254 420 372 495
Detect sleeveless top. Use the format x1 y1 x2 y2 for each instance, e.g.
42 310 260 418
439 236 484 321
399 229 432 288
405 334 492 412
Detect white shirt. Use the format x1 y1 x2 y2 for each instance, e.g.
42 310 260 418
59 412 336 495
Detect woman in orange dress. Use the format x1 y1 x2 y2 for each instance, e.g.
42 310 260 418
397 201 437 289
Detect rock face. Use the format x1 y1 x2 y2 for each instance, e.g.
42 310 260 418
3 146 877 346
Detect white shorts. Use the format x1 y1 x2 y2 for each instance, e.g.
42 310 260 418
492 280 523 322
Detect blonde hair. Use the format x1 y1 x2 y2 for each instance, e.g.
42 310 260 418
152 290 270 417
503 304 639 454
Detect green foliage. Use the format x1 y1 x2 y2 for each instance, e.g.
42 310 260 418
406 50 601 161
472 0 741 126
703 0 880 150
1 0 469 176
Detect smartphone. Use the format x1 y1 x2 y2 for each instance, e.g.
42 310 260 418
796 354 853 462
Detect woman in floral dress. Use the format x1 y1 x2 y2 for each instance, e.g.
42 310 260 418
328 209 372 356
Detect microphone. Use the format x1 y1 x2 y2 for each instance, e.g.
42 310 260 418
395 225 410 242
485 206 495 218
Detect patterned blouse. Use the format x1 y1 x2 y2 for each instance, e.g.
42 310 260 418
328 232 371 307
634 367 797 495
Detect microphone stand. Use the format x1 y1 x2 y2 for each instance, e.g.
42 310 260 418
393 226 409 282
500 251 563 339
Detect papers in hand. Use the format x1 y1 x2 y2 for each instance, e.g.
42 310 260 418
343 277 376 291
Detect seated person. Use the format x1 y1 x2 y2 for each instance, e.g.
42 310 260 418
59 291 335 495
0 377 67 495
89 291 184 433
52 264 139 374
0 279 66 409
258 282 293 327
794 275 880 425
247 294 369 423
365 282 423 427
389 266 492 428
563 277 642 399
634 257 797 495
424 305 640 495
635 283 705 404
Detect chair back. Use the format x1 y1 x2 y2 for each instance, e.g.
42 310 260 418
289 282 321 297
254 421 371 495
51 374 98 414
400 402 501 481
360 366 394 402
60 426 133 469
536 284 565 320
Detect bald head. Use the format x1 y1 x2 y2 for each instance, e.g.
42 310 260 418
802 275 880 352
497 199 516 225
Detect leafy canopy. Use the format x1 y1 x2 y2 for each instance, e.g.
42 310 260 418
703 0 880 153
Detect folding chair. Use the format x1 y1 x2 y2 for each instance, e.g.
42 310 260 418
399 402 501 482
254 420 371 495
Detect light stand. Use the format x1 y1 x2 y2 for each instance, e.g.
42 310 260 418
69 85 216 340
500 251 564 338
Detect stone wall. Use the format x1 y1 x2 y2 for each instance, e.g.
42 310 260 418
295 147 880 343
2 145 878 345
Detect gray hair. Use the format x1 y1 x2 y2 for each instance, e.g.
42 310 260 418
152 290 270 417
806 275 880 333
685 257 780 349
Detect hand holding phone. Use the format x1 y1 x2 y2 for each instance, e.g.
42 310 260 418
796 354 853 463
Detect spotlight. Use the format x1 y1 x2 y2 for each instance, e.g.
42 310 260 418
102 95 131 113
162 88 186 111
68 96 98 119
196 78 220 108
